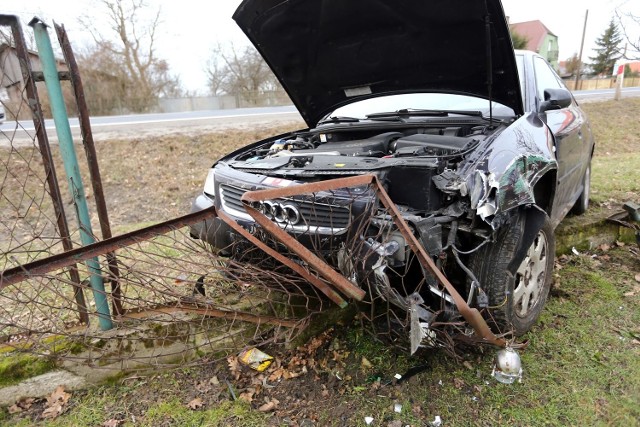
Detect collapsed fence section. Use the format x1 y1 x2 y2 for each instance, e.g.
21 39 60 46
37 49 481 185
2 173 514 368
1 208 326 369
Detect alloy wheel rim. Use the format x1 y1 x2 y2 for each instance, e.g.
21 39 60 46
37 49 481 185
513 231 548 317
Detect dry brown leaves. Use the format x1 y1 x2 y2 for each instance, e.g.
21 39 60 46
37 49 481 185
41 386 72 419
453 378 465 389
8 398 35 414
223 327 336 412
257 397 280 412
187 397 204 410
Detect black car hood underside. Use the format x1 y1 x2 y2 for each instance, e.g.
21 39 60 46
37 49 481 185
233 0 524 127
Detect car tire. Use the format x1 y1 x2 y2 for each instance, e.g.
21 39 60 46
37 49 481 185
571 161 591 215
470 212 555 336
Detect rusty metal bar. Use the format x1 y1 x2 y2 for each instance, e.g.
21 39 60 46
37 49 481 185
240 175 370 302
217 211 348 308
0 207 217 289
54 22 123 317
0 14 89 324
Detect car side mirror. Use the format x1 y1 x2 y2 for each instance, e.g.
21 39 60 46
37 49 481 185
539 88 572 113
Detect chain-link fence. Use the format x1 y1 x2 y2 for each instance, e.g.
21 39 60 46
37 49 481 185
1 213 326 369
0 19 79 271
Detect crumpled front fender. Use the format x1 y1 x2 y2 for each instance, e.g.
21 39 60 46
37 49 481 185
460 113 557 228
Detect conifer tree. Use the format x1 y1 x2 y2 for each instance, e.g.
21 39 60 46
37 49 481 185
589 20 622 76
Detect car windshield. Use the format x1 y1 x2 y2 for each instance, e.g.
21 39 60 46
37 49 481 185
325 93 516 121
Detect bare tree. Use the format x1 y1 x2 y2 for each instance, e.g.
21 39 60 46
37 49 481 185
564 53 582 77
79 0 182 112
205 43 284 105
615 9 640 60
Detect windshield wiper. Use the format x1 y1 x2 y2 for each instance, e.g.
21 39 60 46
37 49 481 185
366 108 484 119
317 116 361 125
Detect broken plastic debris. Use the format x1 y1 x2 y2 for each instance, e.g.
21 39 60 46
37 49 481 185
430 415 442 427
394 403 402 413
238 348 273 372
365 416 374 425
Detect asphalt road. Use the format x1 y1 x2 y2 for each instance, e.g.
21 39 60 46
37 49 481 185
1 87 639 143
0 105 303 145
572 87 640 102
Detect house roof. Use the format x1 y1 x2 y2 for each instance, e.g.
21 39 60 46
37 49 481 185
510 20 556 52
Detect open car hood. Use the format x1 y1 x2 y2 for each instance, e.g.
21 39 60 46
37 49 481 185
233 0 524 127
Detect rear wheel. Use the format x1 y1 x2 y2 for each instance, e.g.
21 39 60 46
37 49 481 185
470 213 554 335
571 162 591 215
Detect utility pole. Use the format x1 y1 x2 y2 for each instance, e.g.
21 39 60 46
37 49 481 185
574 10 589 91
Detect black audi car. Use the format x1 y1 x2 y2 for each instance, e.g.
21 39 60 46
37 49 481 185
191 0 594 341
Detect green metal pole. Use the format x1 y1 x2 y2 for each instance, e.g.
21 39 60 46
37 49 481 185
30 18 113 330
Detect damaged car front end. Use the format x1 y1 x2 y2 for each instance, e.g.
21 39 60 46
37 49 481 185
190 0 594 353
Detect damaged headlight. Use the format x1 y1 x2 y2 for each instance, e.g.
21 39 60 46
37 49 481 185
203 169 216 197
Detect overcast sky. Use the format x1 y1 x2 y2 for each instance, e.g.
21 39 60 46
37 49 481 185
6 0 640 94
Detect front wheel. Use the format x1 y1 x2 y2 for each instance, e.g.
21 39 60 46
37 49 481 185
470 213 555 336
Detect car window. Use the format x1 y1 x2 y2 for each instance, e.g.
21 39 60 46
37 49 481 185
533 57 564 101
327 93 515 120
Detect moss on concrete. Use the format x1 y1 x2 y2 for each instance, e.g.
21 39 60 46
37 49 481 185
0 353 56 387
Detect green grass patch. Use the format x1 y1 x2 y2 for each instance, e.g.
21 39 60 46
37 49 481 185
140 399 267 427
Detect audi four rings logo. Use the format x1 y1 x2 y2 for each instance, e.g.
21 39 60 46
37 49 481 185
252 201 301 225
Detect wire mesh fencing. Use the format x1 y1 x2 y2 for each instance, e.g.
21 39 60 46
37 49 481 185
1 19 81 273
0 209 327 370
1 171 511 370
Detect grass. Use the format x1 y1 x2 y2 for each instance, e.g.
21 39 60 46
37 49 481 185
1 99 640 425
582 98 640 207
38 397 267 427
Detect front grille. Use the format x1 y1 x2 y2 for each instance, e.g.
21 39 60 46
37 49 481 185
220 184 352 232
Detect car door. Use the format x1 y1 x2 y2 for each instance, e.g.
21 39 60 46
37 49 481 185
532 56 586 218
